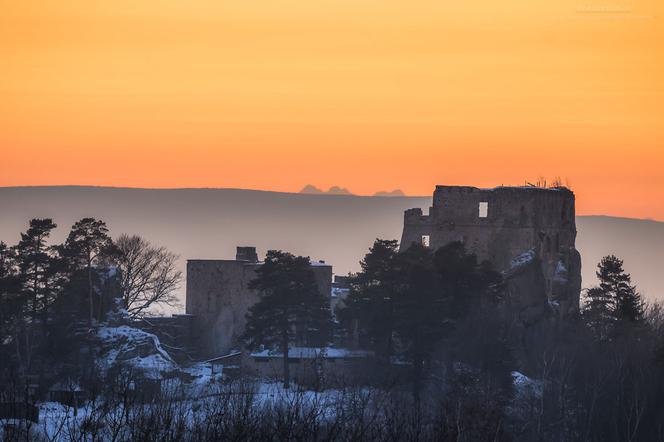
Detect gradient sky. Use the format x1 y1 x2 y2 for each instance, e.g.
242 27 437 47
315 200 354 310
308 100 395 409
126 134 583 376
1 1 663 219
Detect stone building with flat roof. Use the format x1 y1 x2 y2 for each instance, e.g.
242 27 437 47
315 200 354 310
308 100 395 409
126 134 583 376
186 247 333 357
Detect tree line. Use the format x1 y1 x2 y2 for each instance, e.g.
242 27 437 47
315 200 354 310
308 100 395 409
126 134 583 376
243 240 508 394
2 216 663 440
243 239 664 440
0 218 182 387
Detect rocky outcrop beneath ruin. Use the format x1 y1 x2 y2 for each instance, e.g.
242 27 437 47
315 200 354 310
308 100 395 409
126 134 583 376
563 248 582 316
503 257 551 371
503 250 550 326
500 247 583 371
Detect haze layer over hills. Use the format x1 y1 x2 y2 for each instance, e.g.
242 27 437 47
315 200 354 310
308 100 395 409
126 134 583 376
1 187 662 306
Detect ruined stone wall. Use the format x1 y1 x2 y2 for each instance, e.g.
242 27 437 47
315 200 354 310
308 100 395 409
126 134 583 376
401 185 581 315
186 260 332 357
186 260 256 356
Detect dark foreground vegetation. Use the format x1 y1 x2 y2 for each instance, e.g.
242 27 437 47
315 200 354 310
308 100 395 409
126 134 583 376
0 218 181 382
0 378 532 441
2 218 664 441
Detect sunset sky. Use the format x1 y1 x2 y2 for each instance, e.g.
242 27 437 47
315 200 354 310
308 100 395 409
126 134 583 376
1 1 662 219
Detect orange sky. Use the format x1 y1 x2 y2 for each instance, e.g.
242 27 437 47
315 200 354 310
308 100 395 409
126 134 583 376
1 0 663 219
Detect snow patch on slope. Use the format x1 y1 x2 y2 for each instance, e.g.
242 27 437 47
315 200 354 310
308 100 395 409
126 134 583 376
96 325 178 379
509 249 537 270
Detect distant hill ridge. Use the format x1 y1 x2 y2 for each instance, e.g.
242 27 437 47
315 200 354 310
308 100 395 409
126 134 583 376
299 185 408 197
1 186 662 304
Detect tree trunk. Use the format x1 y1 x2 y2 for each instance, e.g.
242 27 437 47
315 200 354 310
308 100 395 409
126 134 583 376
413 354 423 405
32 261 39 322
42 276 51 336
98 277 104 323
87 258 94 326
282 330 290 389
87 254 96 383
352 318 360 349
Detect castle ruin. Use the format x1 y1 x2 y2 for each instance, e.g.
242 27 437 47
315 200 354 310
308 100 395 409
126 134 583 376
401 185 582 316
186 247 333 357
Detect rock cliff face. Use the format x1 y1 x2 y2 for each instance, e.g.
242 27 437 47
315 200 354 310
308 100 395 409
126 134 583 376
95 325 178 380
401 185 581 318
93 271 179 381
502 250 549 325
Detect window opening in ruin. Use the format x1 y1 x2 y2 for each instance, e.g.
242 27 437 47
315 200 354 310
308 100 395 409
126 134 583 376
421 235 430 248
479 202 489 218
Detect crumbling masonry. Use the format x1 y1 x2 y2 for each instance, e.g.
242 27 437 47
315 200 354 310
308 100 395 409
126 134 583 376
401 185 582 317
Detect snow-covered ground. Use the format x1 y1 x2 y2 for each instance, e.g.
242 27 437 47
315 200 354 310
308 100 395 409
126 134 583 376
1 371 545 441
1 381 360 440
508 371 543 421
250 346 373 359
96 325 178 379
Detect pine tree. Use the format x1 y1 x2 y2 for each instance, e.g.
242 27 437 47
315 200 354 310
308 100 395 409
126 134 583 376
62 218 115 326
391 242 443 400
15 218 58 322
584 255 644 340
396 241 502 400
336 239 400 359
0 242 21 343
603 257 644 324
0 241 16 279
3 220 63 377
433 241 503 318
243 250 332 388
339 240 502 399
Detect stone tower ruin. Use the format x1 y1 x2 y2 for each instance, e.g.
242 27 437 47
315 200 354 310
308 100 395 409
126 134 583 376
401 185 582 317
186 246 333 357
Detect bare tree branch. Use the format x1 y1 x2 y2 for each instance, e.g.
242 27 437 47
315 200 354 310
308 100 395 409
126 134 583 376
114 235 182 319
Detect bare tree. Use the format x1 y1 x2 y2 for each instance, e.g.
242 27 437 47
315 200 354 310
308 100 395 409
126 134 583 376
114 234 182 319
